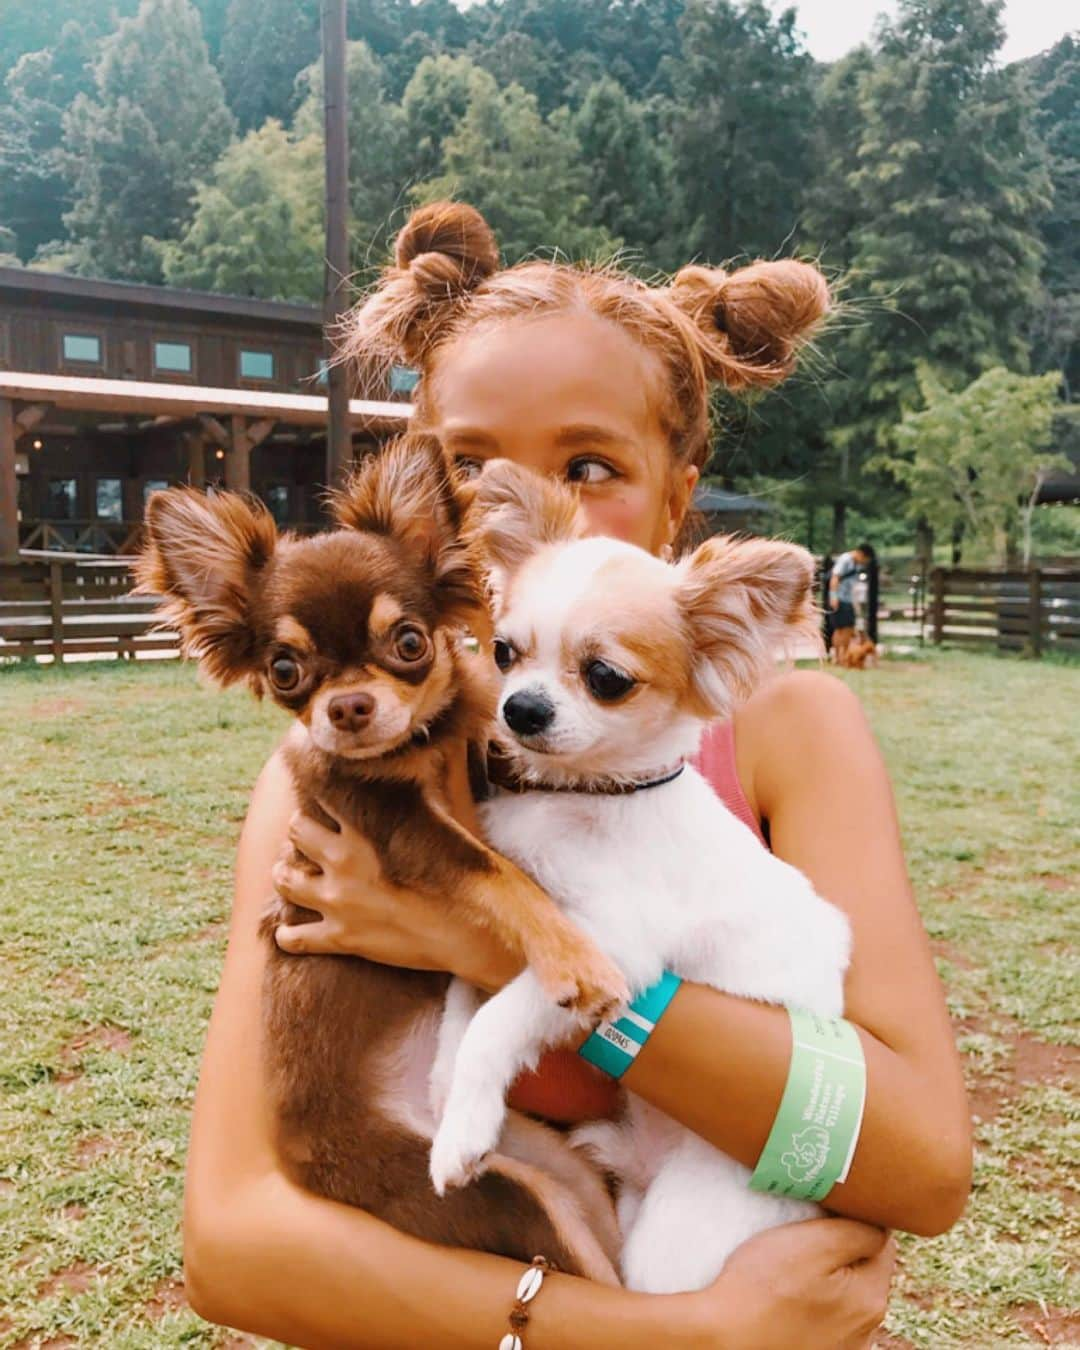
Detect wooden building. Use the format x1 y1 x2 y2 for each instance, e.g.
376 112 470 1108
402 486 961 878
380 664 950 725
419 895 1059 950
0 267 410 557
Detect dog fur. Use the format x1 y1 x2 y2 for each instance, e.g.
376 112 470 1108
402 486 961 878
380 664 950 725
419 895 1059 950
135 435 625 1282
428 462 852 1293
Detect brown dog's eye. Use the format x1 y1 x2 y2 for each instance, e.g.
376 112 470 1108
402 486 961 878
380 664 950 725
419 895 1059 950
394 625 429 663
269 654 302 690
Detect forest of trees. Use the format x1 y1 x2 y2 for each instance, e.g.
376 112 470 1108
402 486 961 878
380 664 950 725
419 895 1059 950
0 0 1077 556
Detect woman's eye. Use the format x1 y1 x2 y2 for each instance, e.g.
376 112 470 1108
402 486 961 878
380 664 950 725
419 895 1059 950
394 625 430 662
566 457 616 486
584 659 636 702
270 654 302 690
493 638 516 672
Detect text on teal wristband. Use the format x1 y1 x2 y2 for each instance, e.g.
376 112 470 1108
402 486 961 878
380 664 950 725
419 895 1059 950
578 970 682 1080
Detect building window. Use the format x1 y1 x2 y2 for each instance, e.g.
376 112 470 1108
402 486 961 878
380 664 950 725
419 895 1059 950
96 478 123 521
47 477 78 519
390 364 419 394
62 333 101 364
240 349 274 381
154 340 193 374
143 479 169 507
264 484 290 524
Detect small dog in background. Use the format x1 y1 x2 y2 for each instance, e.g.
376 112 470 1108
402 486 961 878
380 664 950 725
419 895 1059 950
428 462 851 1293
135 435 625 1282
840 630 878 669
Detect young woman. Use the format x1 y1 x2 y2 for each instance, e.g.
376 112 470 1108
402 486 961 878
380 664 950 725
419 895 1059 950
181 203 970 1349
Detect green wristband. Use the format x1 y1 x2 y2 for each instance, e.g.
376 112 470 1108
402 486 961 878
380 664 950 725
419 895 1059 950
749 1008 866 1203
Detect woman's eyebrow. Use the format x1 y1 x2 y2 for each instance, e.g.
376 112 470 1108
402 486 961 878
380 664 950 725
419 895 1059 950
440 428 500 450
554 425 628 450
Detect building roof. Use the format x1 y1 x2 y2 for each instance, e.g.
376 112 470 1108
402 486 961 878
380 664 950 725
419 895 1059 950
0 266 322 329
0 371 411 430
694 484 774 514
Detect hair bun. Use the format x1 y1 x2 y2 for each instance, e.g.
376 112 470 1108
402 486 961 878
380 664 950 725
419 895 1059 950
670 259 830 391
394 201 500 297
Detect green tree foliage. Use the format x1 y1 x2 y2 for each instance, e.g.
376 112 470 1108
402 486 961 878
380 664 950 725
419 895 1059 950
667 1 816 264
219 0 319 132
1025 36 1080 399
62 0 234 282
416 72 617 265
401 54 490 184
888 366 1068 563
156 120 323 301
0 22 102 261
836 0 1051 449
294 41 405 271
570 77 670 259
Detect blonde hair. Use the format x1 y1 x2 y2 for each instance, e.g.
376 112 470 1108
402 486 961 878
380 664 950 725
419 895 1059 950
340 201 830 475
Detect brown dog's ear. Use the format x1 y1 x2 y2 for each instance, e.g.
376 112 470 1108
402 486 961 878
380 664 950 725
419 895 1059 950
675 536 819 716
465 460 584 586
134 487 277 686
334 433 485 630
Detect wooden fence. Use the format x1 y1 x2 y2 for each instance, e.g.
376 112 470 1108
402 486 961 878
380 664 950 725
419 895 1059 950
929 567 1080 657
0 555 174 663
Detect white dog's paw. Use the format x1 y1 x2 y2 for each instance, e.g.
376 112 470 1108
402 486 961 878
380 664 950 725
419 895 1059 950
429 1091 506 1196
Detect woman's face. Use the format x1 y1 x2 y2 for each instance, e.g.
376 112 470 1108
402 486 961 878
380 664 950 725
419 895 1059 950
425 312 698 555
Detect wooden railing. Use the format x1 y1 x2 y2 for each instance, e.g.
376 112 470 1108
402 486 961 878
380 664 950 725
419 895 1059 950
18 519 145 556
0 556 173 663
929 567 1080 657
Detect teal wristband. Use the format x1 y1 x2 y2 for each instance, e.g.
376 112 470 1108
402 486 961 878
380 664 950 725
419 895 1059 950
749 1008 866 1203
578 971 682 1079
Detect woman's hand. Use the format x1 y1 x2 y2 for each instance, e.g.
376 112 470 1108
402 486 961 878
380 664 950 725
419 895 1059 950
684 1219 896 1350
272 802 522 993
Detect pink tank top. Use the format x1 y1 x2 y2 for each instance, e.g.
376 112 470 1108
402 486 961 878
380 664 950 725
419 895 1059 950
506 720 765 1123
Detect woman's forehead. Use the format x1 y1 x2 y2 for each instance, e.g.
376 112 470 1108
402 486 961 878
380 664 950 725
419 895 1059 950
429 311 662 439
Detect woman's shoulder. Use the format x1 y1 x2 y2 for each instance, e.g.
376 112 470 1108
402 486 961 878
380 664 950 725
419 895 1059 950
738 667 863 738
733 669 873 811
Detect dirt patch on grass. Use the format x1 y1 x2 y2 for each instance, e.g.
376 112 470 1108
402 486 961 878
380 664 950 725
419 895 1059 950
85 784 157 817
25 696 89 721
74 1133 118 1165
1038 875 1076 894
961 1014 1080 1125
36 1260 101 1298
1012 1305 1080 1345
60 1023 133 1063
146 1275 187 1321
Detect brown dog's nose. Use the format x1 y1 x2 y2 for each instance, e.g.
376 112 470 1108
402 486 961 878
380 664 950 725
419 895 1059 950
327 691 375 732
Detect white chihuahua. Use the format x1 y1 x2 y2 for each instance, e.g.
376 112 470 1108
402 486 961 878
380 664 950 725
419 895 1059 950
428 463 852 1294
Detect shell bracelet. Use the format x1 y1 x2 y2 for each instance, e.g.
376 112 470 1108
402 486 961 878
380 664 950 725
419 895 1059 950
499 1255 553 1350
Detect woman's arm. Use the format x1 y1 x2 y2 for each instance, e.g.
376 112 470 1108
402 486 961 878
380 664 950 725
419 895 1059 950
187 748 895 1348
621 671 972 1236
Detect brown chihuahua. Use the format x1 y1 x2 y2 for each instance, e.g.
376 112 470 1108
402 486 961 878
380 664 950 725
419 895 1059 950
136 434 625 1281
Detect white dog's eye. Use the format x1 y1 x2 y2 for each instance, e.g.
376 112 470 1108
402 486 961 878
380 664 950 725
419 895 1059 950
493 638 516 672
584 659 636 702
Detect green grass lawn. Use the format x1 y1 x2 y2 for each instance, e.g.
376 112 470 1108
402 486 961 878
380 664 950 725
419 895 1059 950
0 652 1076 1349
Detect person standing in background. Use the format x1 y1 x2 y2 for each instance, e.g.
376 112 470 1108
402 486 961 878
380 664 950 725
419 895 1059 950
829 543 875 663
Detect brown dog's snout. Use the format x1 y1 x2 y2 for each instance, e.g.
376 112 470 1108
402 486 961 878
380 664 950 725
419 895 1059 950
327 691 375 732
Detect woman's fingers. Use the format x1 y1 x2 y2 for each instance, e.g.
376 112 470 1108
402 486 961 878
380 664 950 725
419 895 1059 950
811 1218 892 1272
287 809 342 867
275 919 339 954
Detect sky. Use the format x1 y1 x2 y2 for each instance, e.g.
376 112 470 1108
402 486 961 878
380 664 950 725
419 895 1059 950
770 1 1076 64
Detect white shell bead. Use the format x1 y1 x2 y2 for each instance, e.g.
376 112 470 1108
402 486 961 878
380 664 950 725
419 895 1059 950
516 1266 545 1302
498 1336 522 1350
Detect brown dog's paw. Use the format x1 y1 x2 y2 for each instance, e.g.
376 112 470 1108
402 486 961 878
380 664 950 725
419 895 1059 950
530 930 629 1023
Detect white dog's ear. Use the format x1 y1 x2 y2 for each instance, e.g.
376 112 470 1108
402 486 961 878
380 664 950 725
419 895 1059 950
464 460 585 596
676 536 819 716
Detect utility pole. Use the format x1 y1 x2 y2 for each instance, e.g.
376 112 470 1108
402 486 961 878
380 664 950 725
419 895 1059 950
321 0 350 489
